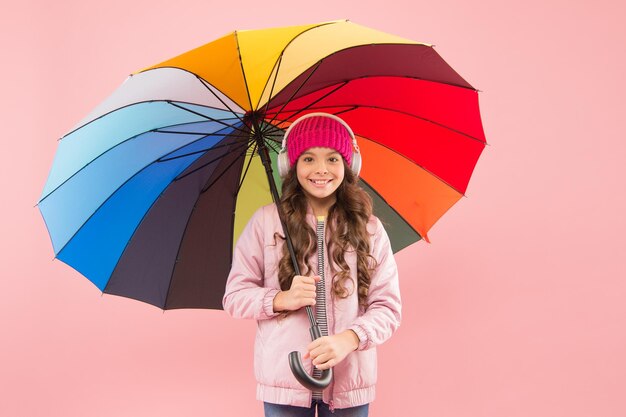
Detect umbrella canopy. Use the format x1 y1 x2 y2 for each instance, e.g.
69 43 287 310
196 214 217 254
38 20 486 310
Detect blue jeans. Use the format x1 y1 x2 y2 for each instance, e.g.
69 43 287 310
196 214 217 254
264 399 369 417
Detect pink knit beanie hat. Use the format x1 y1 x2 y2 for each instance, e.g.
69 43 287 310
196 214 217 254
287 115 353 166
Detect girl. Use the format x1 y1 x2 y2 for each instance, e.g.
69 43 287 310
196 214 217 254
223 113 402 416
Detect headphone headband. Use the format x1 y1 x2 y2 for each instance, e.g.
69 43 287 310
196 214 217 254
280 112 359 153
277 112 362 177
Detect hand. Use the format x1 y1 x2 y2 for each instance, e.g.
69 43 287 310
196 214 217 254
302 330 360 370
273 275 320 312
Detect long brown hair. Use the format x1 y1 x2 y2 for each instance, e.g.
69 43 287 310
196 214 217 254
275 160 378 309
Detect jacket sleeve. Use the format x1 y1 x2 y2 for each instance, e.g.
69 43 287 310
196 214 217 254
348 218 402 351
222 206 281 320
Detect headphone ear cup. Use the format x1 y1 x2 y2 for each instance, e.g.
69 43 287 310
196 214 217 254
350 152 362 176
277 151 290 178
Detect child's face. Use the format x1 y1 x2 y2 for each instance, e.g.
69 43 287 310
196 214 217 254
296 146 345 204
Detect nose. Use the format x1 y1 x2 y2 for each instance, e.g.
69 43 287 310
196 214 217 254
314 161 329 174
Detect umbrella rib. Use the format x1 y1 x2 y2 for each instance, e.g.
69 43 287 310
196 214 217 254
269 101 485 145
270 72 479 101
257 52 284 117
259 127 283 142
259 122 283 138
235 141 259 196
174 141 251 183
257 127 284 155
153 117 241 135
167 101 250 135
264 61 322 128
260 81 351 139
50 127 237 258
154 130 237 136
256 44 475 106
61 100 243 141
258 122 284 146
233 30 255 111
264 137 282 154
271 81 351 126
39 120 241 205
255 20 344 110
129 66 248 112
157 139 248 162
195 75 246 125
199 139 256 195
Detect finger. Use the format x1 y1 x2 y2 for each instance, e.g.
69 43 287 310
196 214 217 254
294 288 315 298
297 284 316 293
301 276 319 285
294 292 316 304
295 282 317 292
300 290 317 299
296 298 315 308
312 352 331 365
308 336 330 348
314 358 336 370
293 276 309 286
313 353 336 369
307 339 323 352
303 290 317 299
309 345 330 361
295 293 315 303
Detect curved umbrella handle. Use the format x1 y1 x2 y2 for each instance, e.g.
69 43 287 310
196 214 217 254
288 351 333 390
288 321 333 390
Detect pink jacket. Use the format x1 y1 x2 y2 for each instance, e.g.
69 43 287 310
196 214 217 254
222 203 402 409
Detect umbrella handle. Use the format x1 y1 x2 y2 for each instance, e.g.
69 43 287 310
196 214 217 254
288 352 333 390
288 321 333 390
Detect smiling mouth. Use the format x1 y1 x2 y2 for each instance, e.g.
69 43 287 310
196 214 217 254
309 179 331 185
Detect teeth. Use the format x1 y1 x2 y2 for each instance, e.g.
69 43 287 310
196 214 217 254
311 180 329 184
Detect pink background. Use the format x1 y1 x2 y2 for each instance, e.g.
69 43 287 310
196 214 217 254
3 0 625 415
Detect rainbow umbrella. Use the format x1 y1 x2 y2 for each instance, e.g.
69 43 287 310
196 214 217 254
38 19 486 312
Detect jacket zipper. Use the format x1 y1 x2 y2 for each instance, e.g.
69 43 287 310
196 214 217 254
312 216 329 405
314 216 335 413
311 216 335 414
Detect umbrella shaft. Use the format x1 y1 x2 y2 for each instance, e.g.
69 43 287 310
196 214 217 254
255 135 316 327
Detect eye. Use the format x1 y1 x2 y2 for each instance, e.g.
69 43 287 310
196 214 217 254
328 156 339 163
302 156 313 162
